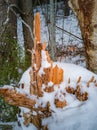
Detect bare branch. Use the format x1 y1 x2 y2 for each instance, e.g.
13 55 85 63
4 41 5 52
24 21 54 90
3 0 34 42
56 25 82 41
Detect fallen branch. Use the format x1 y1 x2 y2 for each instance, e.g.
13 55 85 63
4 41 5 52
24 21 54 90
0 88 36 109
56 25 82 41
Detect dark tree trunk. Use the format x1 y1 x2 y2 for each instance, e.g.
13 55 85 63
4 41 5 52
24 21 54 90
0 0 7 40
18 0 34 50
69 0 97 73
64 0 70 16
18 0 34 68
0 0 18 85
6 0 17 37
0 0 19 123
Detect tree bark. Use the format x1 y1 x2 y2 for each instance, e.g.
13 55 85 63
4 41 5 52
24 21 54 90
64 0 70 16
6 0 17 37
18 0 34 68
0 0 18 85
18 0 34 50
0 0 19 122
0 0 17 40
48 0 56 61
0 0 7 40
69 0 97 73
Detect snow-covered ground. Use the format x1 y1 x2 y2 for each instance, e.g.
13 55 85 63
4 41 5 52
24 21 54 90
2 61 97 130
16 53 97 130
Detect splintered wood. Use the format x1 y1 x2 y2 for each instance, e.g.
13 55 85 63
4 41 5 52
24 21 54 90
75 85 88 101
66 85 88 101
44 85 54 93
66 86 75 94
42 65 63 86
23 102 51 128
30 42 64 95
55 99 67 108
87 76 95 87
51 65 63 84
0 88 36 109
34 12 41 43
30 13 64 96
29 12 65 111
35 43 42 70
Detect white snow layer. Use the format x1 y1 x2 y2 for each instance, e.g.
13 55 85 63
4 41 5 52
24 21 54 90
18 61 97 130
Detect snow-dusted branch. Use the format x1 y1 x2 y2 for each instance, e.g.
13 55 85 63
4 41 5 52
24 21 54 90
11 8 34 42
3 0 34 42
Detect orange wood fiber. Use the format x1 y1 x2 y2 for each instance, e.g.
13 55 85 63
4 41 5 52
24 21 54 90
34 12 41 43
42 65 64 85
55 99 67 108
32 12 64 95
0 88 36 109
50 65 63 84
35 43 42 70
44 86 54 93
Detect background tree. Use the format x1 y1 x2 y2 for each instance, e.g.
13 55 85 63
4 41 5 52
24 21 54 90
64 0 70 16
48 0 56 61
0 0 34 123
69 0 97 73
0 0 19 85
18 0 34 67
0 0 19 122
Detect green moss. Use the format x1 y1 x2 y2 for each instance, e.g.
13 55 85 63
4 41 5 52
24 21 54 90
0 97 18 122
0 33 31 122
0 33 30 85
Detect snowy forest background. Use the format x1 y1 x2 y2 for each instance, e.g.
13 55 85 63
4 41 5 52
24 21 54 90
0 0 85 86
0 0 97 130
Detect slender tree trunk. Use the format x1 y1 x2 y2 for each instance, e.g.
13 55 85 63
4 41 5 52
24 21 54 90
0 0 18 85
69 0 97 73
49 0 56 61
6 0 17 37
18 0 34 67
64 0 70 16
0 0 7 40
0 0 17 39
18 0 34 50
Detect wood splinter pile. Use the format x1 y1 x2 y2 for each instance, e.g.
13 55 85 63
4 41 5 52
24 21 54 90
66 76 97 101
